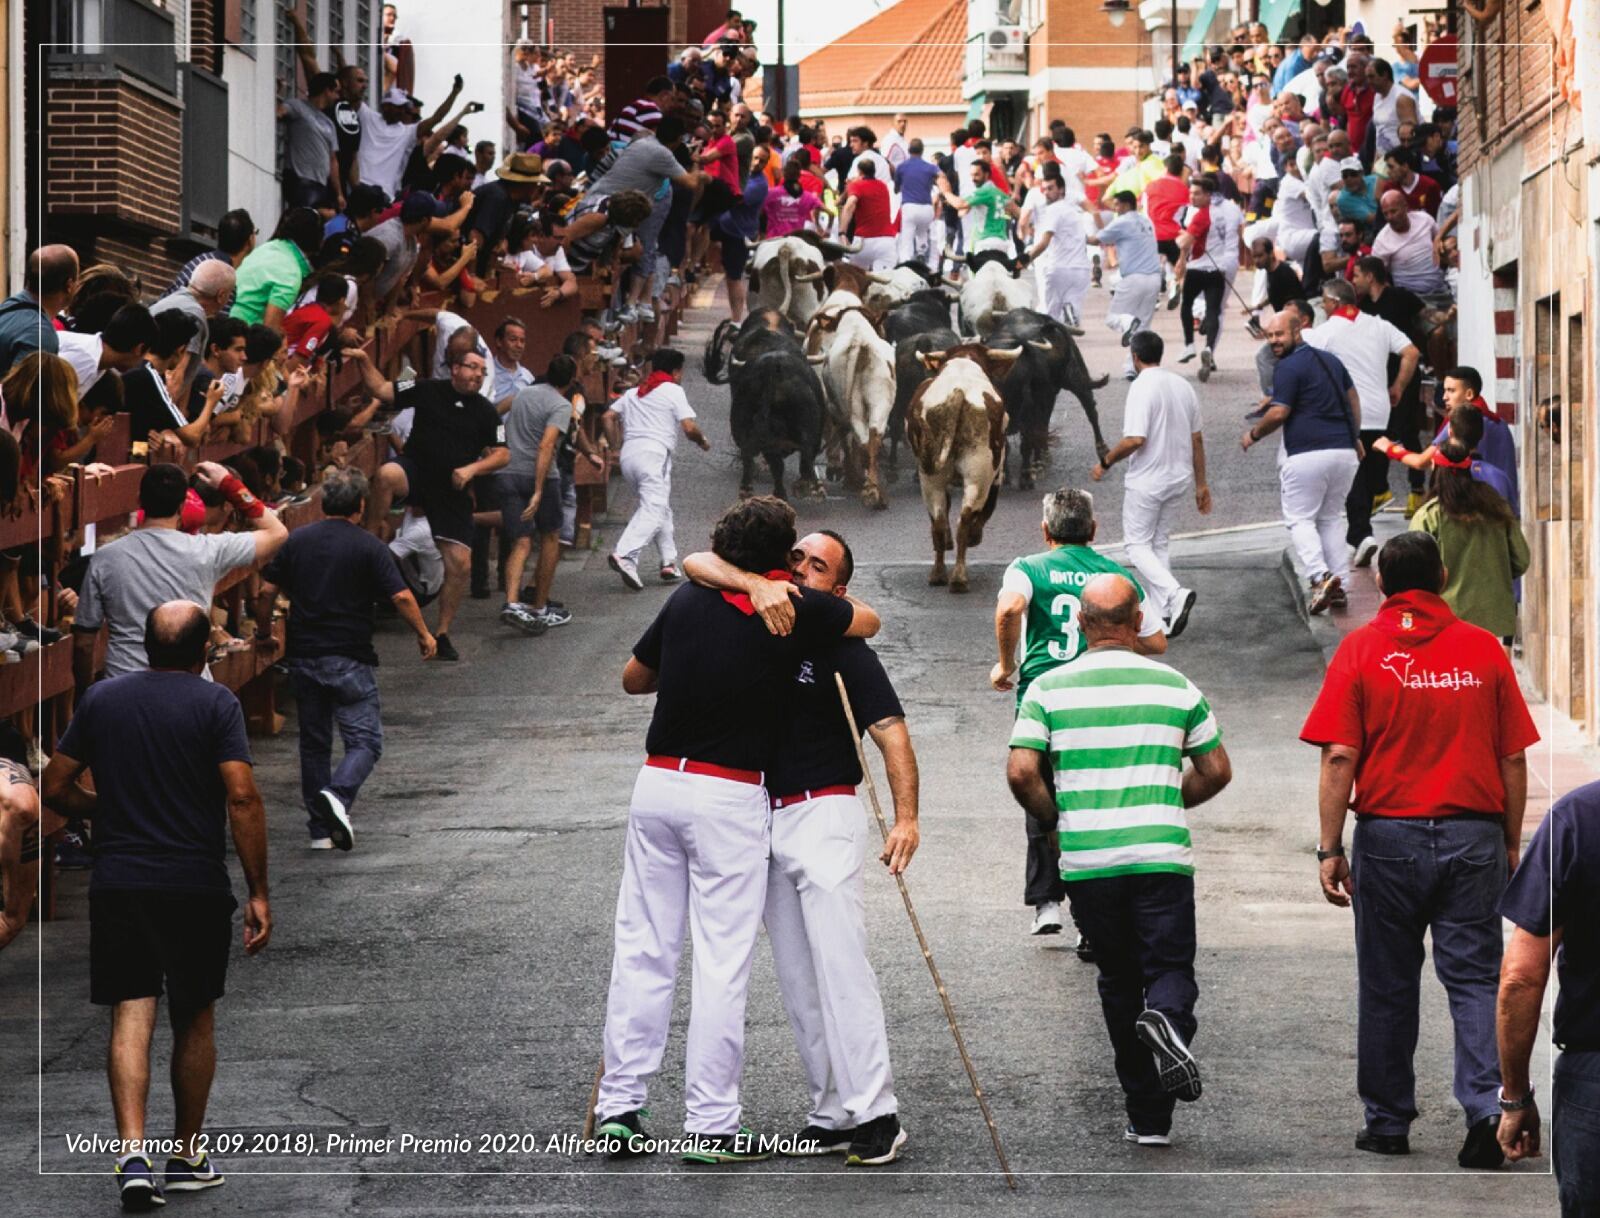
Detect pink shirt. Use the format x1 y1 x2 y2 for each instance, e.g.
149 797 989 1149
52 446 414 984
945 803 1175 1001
764 189 821 237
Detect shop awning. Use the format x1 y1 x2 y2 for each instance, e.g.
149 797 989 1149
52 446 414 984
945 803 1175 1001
1179 0 1222 63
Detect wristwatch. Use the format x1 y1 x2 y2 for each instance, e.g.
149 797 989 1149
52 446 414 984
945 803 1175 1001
1315 845 1345 861
1498 1085 1535 1112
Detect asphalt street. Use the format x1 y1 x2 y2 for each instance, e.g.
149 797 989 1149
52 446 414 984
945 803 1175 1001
4 279 1560 1216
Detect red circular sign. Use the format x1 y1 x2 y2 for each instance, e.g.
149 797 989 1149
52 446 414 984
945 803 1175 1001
1419 35 1458 106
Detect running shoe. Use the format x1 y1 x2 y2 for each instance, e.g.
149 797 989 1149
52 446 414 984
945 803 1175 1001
312 788 353 852
163 1152 224 1192
531 605 572 628
1178 343 1197 363
659 564 681 582
1167 589 1198 639
500 602 549 636
1030 900 1063 936
609 553 644 590
1121 316 1139 347
116 1154 165 1210
597 1109 652 1159
1198 347 1215 382
1307 573 1341 615
1135 1008 1203 1102
785 1124 854 1156
1124 1125 1173 1148
846 1113 907 1166
1352 536 1379 568
682 1126 771 1164
1372 490 1394 513
433 633 460 662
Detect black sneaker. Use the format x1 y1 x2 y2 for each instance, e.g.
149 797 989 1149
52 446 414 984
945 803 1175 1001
433 633 460 662
846 1112 907 1166
16 616 61 644
115 1155 165 1210
470 583 492 600
312 788 353 852
596 1109 652 1159
1135 1009 1202 1102
163 1151 224 1192
1356 1127 1411 1156
785 1124 853 1156
55 826 92 870
520 588 565 610
1458 1115 1505 1169
681 1126 771 1164
1167 589 1198 639
1124 1124 1172 1148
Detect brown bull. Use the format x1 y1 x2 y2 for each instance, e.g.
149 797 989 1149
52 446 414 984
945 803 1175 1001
905 344 1020 591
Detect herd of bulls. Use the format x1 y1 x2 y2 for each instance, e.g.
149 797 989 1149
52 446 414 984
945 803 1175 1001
704 234 1113 592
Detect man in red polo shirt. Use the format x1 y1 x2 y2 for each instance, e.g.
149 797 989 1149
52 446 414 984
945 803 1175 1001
841 160 896 271
1382 146 1442 218
1300 531 1539 1171
1141 154 1190 302
1340 55 1376 163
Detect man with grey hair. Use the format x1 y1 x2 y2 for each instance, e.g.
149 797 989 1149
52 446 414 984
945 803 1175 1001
1008 573 1231 1148
150 259 239 394
993 488 1167 942
256 467 436 850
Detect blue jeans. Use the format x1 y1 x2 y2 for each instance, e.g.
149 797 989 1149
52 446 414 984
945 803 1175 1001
1065 872 1198 1134
288 656 383 839
1351 815 1506 1134
1556 1050 1600 1216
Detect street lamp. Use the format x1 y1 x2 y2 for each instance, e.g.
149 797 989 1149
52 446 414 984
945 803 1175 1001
1100 0 1130 26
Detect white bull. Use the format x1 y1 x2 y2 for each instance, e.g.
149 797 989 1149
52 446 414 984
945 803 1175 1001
750 237 827 331
905 344 1020 592
861 265 938 312
805 291 897 509
957 259 1035 339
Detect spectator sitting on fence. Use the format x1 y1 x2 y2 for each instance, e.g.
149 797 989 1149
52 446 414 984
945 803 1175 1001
296 236 384 337
422 230 480 303
282 276 348 373
151 260 239 398
369 192 440 313
502 212 578 307
321 184 390 260
466 153 549 277
120 309 212 450
231 207 323 328
56 304 157 403
72 462 287 689
183 316 249 431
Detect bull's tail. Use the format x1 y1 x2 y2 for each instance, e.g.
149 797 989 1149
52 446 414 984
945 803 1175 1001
1089 372 1110 389
777 242 794 321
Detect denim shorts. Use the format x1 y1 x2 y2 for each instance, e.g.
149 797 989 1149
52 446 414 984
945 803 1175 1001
497 472 562 539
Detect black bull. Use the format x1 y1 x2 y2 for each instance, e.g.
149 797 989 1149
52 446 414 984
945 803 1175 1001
986 308 1111 489
726 312 826 500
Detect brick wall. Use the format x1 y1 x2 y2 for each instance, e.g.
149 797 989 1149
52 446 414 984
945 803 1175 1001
95 233 187 299
191 0 220 76
45 78 184 235
548 0 677 95
1457 5 1559 177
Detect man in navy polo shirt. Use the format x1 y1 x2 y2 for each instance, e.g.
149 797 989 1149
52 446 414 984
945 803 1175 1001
594 498 881 1166
1497 781 1600 1211
1239 308 1363 616
684 529 921 1167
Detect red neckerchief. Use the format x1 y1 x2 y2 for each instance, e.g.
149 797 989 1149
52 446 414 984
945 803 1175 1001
1331 304 1361 321
1471 395 1505 423
1432 450 1474 470
638 371 676 397
722 570 793 614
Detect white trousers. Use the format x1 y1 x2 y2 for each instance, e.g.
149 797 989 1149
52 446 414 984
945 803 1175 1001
1106 270 1162 374
1279 447 1359 583
1122 483 1190 619
1037 262 1091 326
388 508 443 600
896 204 935 265
765 793 897 1130
848 236 898 272
614 443 677 567
597 765 772 1133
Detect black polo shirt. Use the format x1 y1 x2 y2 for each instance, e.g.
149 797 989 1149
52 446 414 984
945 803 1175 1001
1360 284 1425 345
632 582 854 772
393 377 503 484
1500 781 1600 1050
766 638 903 796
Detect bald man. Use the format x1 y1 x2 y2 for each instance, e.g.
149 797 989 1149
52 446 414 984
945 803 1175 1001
45 601 271 1209
1008 574 1230 1148
151 260 239 394
0 244 79 372
1370 190 1446 296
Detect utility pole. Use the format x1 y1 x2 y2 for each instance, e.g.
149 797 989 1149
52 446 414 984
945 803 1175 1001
1171 0 1179 84
775 0 787 118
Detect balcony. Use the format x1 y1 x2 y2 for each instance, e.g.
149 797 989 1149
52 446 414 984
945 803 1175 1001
48 0 178 95
963 25 1030 99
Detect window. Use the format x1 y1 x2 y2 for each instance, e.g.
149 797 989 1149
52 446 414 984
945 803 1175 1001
1569 311 1585 523
329 0 345 62
1533 293 1561 522
240 0 255 47
355 0 373 101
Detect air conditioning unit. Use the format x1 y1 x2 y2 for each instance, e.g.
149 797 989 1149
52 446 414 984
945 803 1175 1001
983 24 1027 73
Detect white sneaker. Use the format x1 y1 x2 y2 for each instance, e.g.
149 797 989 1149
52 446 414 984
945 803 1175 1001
1198 347 1215 382
1125 1126 1173 1148
313 789 353 852
1353 536 1379 568
309 838 336 850
608 553 645 591
1030 900 1064 936
616 306 639 325
1178 343 1198 363
636 303 656 322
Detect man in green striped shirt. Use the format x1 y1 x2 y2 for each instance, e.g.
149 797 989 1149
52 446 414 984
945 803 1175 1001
1007 573 1231 1147
993 488 1167 939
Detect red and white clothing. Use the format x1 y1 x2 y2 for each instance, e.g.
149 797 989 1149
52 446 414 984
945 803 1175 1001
844 179 896 271
1179 197 1244 277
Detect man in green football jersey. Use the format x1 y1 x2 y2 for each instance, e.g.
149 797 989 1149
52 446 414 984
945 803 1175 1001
991 487 1168 943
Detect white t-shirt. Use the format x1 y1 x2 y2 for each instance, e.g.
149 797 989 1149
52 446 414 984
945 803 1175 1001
1122 367 1200 494
1304 312 1413 430
848 149 892 187
57 331 107 396
1036 200 1089 271
613 382 695 453
882 131 909 167
1181 197 1244 276
389 405 415 445
294 275 359 323
510 247 572 276
430 310 493 380
1274 173 1317 238
1372 212 1445 295
356 104 419 197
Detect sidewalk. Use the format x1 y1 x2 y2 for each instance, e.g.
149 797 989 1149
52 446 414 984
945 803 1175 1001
1282 507 1600 832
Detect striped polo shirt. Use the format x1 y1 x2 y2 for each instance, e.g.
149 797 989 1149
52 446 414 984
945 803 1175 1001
1009 647 1222 881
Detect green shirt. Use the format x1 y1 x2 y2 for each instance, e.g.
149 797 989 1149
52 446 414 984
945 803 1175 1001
1000 545 1162 701
1010 648 1221 882
1410 502 1530 638
968 183 1012 243
230 239 312 325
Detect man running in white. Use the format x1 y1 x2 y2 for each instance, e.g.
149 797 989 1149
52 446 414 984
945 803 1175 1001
1173 174 1244 382
1085 190 1162 378
603 348 710 589
1091 331 1210 638
1017 168 1091 330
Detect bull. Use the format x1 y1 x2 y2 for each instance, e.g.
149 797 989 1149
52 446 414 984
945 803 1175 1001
955 254 1034 339
727 309 826 501
805 291 897 510
749 234 860 330
861 262 944 312
987 307 1111 489
905 343 1021 592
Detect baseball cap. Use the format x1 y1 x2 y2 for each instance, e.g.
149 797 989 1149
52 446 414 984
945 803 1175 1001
1339 156 1366 174
400 191 439 223
382 87 411 107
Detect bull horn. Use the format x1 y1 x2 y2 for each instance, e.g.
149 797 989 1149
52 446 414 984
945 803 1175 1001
806 351 827 364
942 273 963 288
793 269 824 283
836 238 863 254
991 346 1024 358
1027 339 1053 351
866 271 891 283
730 356 746 368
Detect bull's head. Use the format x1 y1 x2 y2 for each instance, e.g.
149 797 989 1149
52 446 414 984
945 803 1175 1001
815 237 863 260
917 344 1024 380
791 261 826 284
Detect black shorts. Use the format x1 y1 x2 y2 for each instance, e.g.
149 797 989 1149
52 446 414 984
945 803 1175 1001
496 472 562 539
394 453 475 548
1157 238 1181 262
284 170 335 210
718 228 751 278
90 889 237 1010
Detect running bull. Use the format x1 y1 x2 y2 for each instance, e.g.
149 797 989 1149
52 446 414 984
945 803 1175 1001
987 308 1111 489
727 310 827 501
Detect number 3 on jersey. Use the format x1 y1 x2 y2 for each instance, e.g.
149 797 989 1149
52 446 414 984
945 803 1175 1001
1046 592 1082 662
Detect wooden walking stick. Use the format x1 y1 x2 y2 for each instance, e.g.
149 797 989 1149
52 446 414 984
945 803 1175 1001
580 1059 605 1139
835 673 1017 1190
